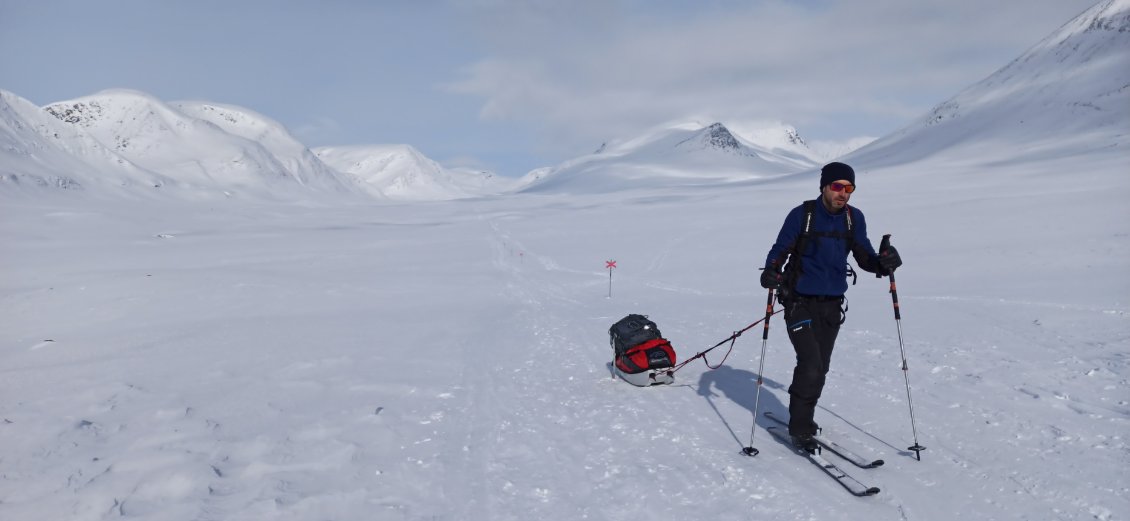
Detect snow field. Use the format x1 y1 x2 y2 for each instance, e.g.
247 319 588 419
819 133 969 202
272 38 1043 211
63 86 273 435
2 149 1128 520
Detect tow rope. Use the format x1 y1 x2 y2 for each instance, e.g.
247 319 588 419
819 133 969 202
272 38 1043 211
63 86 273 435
669 308 783 373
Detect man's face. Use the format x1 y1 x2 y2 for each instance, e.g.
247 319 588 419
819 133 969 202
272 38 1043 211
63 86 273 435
821 180 854 210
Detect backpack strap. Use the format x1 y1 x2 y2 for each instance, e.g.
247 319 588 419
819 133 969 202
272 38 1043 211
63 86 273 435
780 200 857 295
804 203 855 253
803 200 816 236
778 200 816 296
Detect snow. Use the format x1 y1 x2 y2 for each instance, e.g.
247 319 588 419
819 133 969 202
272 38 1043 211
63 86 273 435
2 155 1127 519
849 0 1130 168
1 1 1129 519
314 144 517 200
517 122 819 194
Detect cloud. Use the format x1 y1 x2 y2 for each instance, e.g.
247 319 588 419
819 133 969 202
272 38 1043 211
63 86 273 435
290 116 345 146
444 0 1097 157
2 0 1097 176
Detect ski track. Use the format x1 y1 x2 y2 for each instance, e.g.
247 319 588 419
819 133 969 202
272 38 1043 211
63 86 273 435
481 205 1129 520
838 294 1129 520
485 216 905 520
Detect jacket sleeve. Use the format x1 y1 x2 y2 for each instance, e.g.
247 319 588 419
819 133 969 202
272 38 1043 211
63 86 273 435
765 205 804 269
850 208 888 275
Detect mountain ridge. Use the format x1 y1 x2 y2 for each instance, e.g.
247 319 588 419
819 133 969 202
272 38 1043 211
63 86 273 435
2 1 1126 200
517 121 820 194
846 0 1129 168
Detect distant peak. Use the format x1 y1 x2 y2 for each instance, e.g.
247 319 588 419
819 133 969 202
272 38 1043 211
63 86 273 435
703 122 741 150
43 89 169 128
1089 0 1130 30
785 128 806 146
44 99 106 127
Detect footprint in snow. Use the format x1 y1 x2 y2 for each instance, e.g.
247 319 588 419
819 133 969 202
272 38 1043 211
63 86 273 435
31 339 56 350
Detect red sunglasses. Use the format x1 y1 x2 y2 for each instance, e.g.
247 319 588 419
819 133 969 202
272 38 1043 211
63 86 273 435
828 182 855 194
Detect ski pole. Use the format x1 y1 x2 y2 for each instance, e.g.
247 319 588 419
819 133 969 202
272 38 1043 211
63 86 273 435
743 287 776 457
879 234 926 461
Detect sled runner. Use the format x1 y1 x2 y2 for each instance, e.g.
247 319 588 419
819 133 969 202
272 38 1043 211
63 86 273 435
609 314 677 386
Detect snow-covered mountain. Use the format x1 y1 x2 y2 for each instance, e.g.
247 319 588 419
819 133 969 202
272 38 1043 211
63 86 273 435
848 0 1130 168
0 88 522 201
726 121 850 164
37 89 360 199
1 89 365 199
3 1 1126 201
0 90 167 194
314 144 517 201
171 101 359 195
517 122 820 194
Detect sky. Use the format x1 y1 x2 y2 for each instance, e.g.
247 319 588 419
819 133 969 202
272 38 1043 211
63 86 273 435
0 0 1101 177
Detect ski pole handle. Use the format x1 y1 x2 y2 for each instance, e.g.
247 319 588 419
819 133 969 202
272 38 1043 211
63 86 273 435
889 272 901 320
762 287 775 341
876 233 891 279
879 235 901 320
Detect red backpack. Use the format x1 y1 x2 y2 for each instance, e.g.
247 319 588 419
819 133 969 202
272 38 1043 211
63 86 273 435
609 314 677 386
615 337 677 374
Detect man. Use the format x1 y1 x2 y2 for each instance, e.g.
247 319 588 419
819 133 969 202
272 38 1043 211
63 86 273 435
759 162 902 453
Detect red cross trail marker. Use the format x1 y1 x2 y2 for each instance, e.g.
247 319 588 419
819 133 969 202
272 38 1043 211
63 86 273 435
606 260 617 298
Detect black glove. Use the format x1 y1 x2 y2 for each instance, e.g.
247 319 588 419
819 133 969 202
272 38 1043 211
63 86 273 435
879 244 902 273
760 265 782 289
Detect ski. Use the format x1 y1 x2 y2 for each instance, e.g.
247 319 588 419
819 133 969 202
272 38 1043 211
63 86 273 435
764 411 884 469
767 425 881 496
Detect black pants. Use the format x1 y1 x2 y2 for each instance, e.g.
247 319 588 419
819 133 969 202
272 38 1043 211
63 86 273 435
784 297 844 437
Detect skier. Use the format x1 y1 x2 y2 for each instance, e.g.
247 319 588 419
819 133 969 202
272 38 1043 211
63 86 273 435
760 162 902 453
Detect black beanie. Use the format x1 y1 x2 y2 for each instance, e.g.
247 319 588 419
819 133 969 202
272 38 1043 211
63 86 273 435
820 162 855 190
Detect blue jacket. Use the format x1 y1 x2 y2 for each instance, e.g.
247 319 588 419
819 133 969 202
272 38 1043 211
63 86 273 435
764 200 884 297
